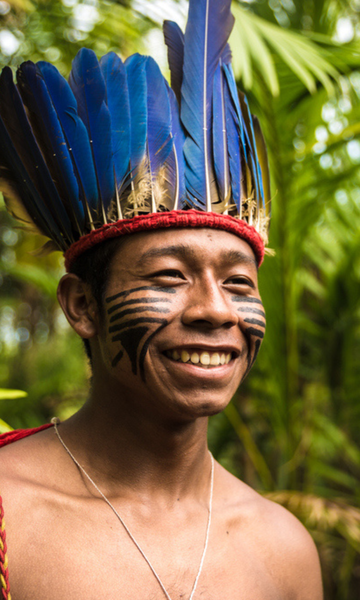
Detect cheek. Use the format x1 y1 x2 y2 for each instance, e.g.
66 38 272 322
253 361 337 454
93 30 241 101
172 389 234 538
104 286 175 380
233 297 266 367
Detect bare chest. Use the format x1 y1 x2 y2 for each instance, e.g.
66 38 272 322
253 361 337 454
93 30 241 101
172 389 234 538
6 497 285 600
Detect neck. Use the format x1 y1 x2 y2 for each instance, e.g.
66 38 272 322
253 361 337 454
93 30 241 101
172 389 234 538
59 382 211 504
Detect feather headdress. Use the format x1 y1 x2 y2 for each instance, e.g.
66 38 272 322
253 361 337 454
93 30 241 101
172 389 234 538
0 0 271 270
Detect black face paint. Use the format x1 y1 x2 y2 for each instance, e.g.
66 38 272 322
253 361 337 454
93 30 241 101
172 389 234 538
231 296 266 382
106 285 174 380
106 285 176 304
237 306 266 318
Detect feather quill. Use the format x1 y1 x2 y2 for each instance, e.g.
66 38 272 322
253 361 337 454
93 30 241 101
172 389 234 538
69 48 115 222
181 0 234 211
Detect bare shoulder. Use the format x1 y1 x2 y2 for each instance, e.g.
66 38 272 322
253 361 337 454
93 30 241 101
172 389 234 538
0 427 67 512
216 463 323 600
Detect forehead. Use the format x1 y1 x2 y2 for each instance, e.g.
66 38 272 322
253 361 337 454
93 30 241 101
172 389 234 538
110 228 257 271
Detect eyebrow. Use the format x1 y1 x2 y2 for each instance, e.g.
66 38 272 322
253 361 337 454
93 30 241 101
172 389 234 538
136 245 257 268
136 245 196 267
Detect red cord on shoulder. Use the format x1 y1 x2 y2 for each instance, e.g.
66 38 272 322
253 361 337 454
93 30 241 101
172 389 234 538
0 424 53 449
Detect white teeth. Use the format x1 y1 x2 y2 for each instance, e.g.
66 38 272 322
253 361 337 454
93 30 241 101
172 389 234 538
190 352 200 364
200 352 210 366
210 353 220 366
181 350 190 363
168 350 233 366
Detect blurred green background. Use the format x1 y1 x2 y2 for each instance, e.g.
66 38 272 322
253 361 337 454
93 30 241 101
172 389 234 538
1 0 360 597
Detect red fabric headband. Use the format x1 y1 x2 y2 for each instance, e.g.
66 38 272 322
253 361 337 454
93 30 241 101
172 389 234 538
64 210 265 272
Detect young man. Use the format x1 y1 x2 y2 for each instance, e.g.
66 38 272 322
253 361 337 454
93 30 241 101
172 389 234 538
0 227 322 600
0 0 323 598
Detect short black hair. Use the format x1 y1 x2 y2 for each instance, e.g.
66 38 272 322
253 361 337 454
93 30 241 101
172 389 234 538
69 236 125 360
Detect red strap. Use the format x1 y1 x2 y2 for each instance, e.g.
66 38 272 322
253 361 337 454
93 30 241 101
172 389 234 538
0 423 53 448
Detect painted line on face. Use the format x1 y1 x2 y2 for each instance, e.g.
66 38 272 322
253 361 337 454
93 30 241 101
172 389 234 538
108 297 172 316
109 316 168 336
230 294 266 383
244 327 264 339
109 306 170 323
106 286 174 379
106 285 176 304
237 307 266 318
244 318 266 328
231 296 263 305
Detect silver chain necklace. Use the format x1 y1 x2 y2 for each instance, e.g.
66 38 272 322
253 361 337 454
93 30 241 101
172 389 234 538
52 418 214 600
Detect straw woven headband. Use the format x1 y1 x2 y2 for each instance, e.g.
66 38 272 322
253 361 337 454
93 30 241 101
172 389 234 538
64 210 265 272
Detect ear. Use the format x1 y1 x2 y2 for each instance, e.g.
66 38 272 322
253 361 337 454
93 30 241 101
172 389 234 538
57 274 99 339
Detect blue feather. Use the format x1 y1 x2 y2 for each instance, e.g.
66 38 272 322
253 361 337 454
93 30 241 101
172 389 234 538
212 62 230 205
222 44 232 65
181 0 234 211
37 61 98 222
69 48 115 220
223 75 243 214
163 19 231 109
238 91 264 207
125 53 147 175
165 81 186 210
163 20 184 105
100 52 131 200
17 61 83 232
222 64 246 152
0 66 74 242
145 57 173 186
0 113 67 250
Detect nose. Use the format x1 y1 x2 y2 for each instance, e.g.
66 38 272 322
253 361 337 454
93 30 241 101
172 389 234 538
181 274 237 330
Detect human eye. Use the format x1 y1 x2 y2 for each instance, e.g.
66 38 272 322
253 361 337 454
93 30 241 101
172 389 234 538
225 275 255 289
151 269 186 281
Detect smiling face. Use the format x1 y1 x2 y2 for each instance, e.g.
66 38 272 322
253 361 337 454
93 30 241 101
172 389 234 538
93 227 265 421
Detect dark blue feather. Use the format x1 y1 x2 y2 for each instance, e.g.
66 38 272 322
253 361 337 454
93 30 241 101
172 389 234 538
100 52 131 198
222 44 232 65
163 20 231 108
17 61 83 233
163 20 184 105
37 61 98 222
223 73 243 213
166 83 186 209
222 64 246 152
238 91 264 206
0 66 74 242
181 0 234 211
145 58 173 174
0 113 67 250
125 53 147 174
69 48 115 219
212 62 230 204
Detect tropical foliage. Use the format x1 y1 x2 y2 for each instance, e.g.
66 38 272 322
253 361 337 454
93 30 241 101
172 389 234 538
1 0 360 597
